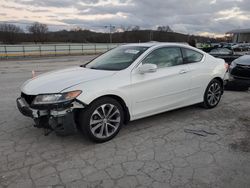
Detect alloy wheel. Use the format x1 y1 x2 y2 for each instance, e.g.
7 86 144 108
207 82 221 106
89 104 121 139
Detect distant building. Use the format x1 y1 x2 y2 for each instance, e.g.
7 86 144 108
226 29 250 43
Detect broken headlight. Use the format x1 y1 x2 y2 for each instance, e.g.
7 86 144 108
32 90 82 105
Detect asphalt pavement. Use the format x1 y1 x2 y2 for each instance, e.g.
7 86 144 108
0 56 250 188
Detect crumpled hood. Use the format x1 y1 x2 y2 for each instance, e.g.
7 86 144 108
21 66 116 95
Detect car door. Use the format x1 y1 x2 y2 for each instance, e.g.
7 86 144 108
130 47 191 119
181 47 207 100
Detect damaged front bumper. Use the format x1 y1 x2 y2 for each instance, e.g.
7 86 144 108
16 97 85 135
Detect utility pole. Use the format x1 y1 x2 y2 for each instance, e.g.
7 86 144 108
105 24 115 43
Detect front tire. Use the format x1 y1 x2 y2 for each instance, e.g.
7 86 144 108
78 97 124 143
203 79 223 109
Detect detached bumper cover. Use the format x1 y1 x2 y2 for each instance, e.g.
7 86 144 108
17 97 39 118
16 97 85 135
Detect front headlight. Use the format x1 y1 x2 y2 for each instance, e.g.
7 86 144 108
33 90 82 105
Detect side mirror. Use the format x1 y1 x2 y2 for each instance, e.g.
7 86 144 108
138 64 157 74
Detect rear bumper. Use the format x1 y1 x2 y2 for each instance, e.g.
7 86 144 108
16 97 84 135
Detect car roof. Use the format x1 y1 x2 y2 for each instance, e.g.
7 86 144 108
122 42 190 48
211 48 231 51
122 42 206 55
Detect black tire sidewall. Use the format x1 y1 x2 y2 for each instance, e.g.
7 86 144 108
203 79 223 109
79 97 124 143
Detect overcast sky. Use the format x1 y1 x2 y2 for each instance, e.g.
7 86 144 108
0 0 250 36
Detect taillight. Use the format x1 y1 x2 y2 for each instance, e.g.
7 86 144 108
224 63 229 71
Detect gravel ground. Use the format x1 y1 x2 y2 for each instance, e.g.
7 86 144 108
0 56 250 188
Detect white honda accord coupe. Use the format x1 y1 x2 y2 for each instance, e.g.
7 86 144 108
17 43 227 142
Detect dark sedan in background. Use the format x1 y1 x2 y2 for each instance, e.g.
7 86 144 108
227 55 250 90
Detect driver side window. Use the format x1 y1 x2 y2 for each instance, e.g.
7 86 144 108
142 47 183 68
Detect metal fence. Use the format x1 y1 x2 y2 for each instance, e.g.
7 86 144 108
0 43 121 59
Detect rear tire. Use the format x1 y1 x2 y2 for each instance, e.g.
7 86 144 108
203 79 223 109
78 97 124 143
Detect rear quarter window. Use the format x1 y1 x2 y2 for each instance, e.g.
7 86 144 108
182 48 203 63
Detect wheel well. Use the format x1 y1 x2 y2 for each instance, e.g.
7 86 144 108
213 77 224 94
91 94 131 124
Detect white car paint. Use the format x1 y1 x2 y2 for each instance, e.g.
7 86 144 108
22 67 117 95
21 43 226 121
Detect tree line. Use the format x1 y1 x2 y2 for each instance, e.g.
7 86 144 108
0 22 216 44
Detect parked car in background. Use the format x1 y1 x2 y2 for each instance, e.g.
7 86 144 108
208 48 240 64
232 43 250 56
209 48 233 56
227 55 250 90
220 43 236 49
17 43 227 142
209 42 236 49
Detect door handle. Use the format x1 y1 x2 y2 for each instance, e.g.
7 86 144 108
179 69 188 74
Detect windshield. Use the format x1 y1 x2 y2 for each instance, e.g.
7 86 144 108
85 46 149 70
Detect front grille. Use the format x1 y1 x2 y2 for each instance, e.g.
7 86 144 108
231 64 250 78
21 93 36 105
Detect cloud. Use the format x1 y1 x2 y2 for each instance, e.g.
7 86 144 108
13 0 80 8
1 0 250 36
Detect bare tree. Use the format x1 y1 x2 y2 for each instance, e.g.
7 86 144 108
0 23 23 44
119 25 133 32
157 25 173 32
28 22 48 43
70 26 83 32
132 25 140 31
